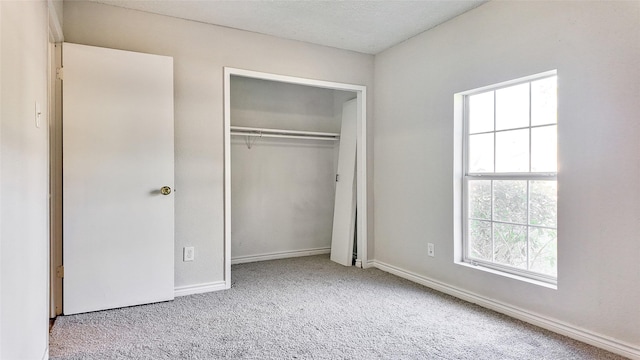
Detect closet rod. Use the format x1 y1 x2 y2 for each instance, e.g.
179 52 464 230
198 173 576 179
231 132 338 141
230 126 340 137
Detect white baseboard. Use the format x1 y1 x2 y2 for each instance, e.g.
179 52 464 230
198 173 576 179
231 247 331 265
174 281 227 297
370 260 640 360
42 345 49 360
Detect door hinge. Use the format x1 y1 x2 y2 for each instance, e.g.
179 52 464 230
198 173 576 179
336 174 340 182
56 265 64 278
56 67 63 80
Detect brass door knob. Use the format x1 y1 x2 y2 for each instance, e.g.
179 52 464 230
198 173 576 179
160 186 172 195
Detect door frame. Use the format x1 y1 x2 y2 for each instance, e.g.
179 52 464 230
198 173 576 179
223 67 368 289
48 0 64 318
48 42 63 318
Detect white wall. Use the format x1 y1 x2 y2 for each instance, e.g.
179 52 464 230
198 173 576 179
231 77 348 133
0 1 50 359
374 0 640 353
1 2 3 355
63 1 374 288
231 77 354 260
231 138 336 259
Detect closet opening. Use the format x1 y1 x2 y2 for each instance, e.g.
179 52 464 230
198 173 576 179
223 68 367 288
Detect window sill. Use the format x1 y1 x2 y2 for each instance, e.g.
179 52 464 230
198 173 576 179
455 260 557 290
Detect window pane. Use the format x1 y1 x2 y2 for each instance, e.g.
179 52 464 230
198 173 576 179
463 73 558 280
496 83 529 130
469 133 494 173
529 181 557 228
469 91 494 134
468 180 491 220
531 76 557 126
468 220 492 261
493 180 527 224
494 223 527 269
531 125 557 172
495 129 529 172
529 227 557 276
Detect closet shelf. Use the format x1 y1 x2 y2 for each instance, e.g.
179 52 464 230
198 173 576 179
230 126 340 141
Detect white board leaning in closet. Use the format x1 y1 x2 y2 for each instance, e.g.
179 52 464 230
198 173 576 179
330 99 357 267
224 68 368 288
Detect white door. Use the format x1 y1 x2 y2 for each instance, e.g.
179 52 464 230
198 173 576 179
330 99 357 266
62 43 174 315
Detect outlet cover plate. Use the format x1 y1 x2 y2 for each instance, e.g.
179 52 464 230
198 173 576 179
183 246 195 262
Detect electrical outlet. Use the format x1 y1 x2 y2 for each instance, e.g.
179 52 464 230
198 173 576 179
183 246 195 262
427 243 435 257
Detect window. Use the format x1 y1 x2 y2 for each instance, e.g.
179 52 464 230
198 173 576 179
462 72 557 284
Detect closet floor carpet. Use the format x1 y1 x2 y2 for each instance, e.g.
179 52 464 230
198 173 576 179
50 255 625 360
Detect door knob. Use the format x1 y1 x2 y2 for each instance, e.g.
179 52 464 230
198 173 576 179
160 186 172 195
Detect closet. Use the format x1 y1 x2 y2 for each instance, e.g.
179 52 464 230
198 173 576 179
224 69 367 279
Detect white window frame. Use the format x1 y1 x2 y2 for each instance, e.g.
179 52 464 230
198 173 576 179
461 70 558 285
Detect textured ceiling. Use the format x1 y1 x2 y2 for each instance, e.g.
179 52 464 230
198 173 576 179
91 0 487 54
